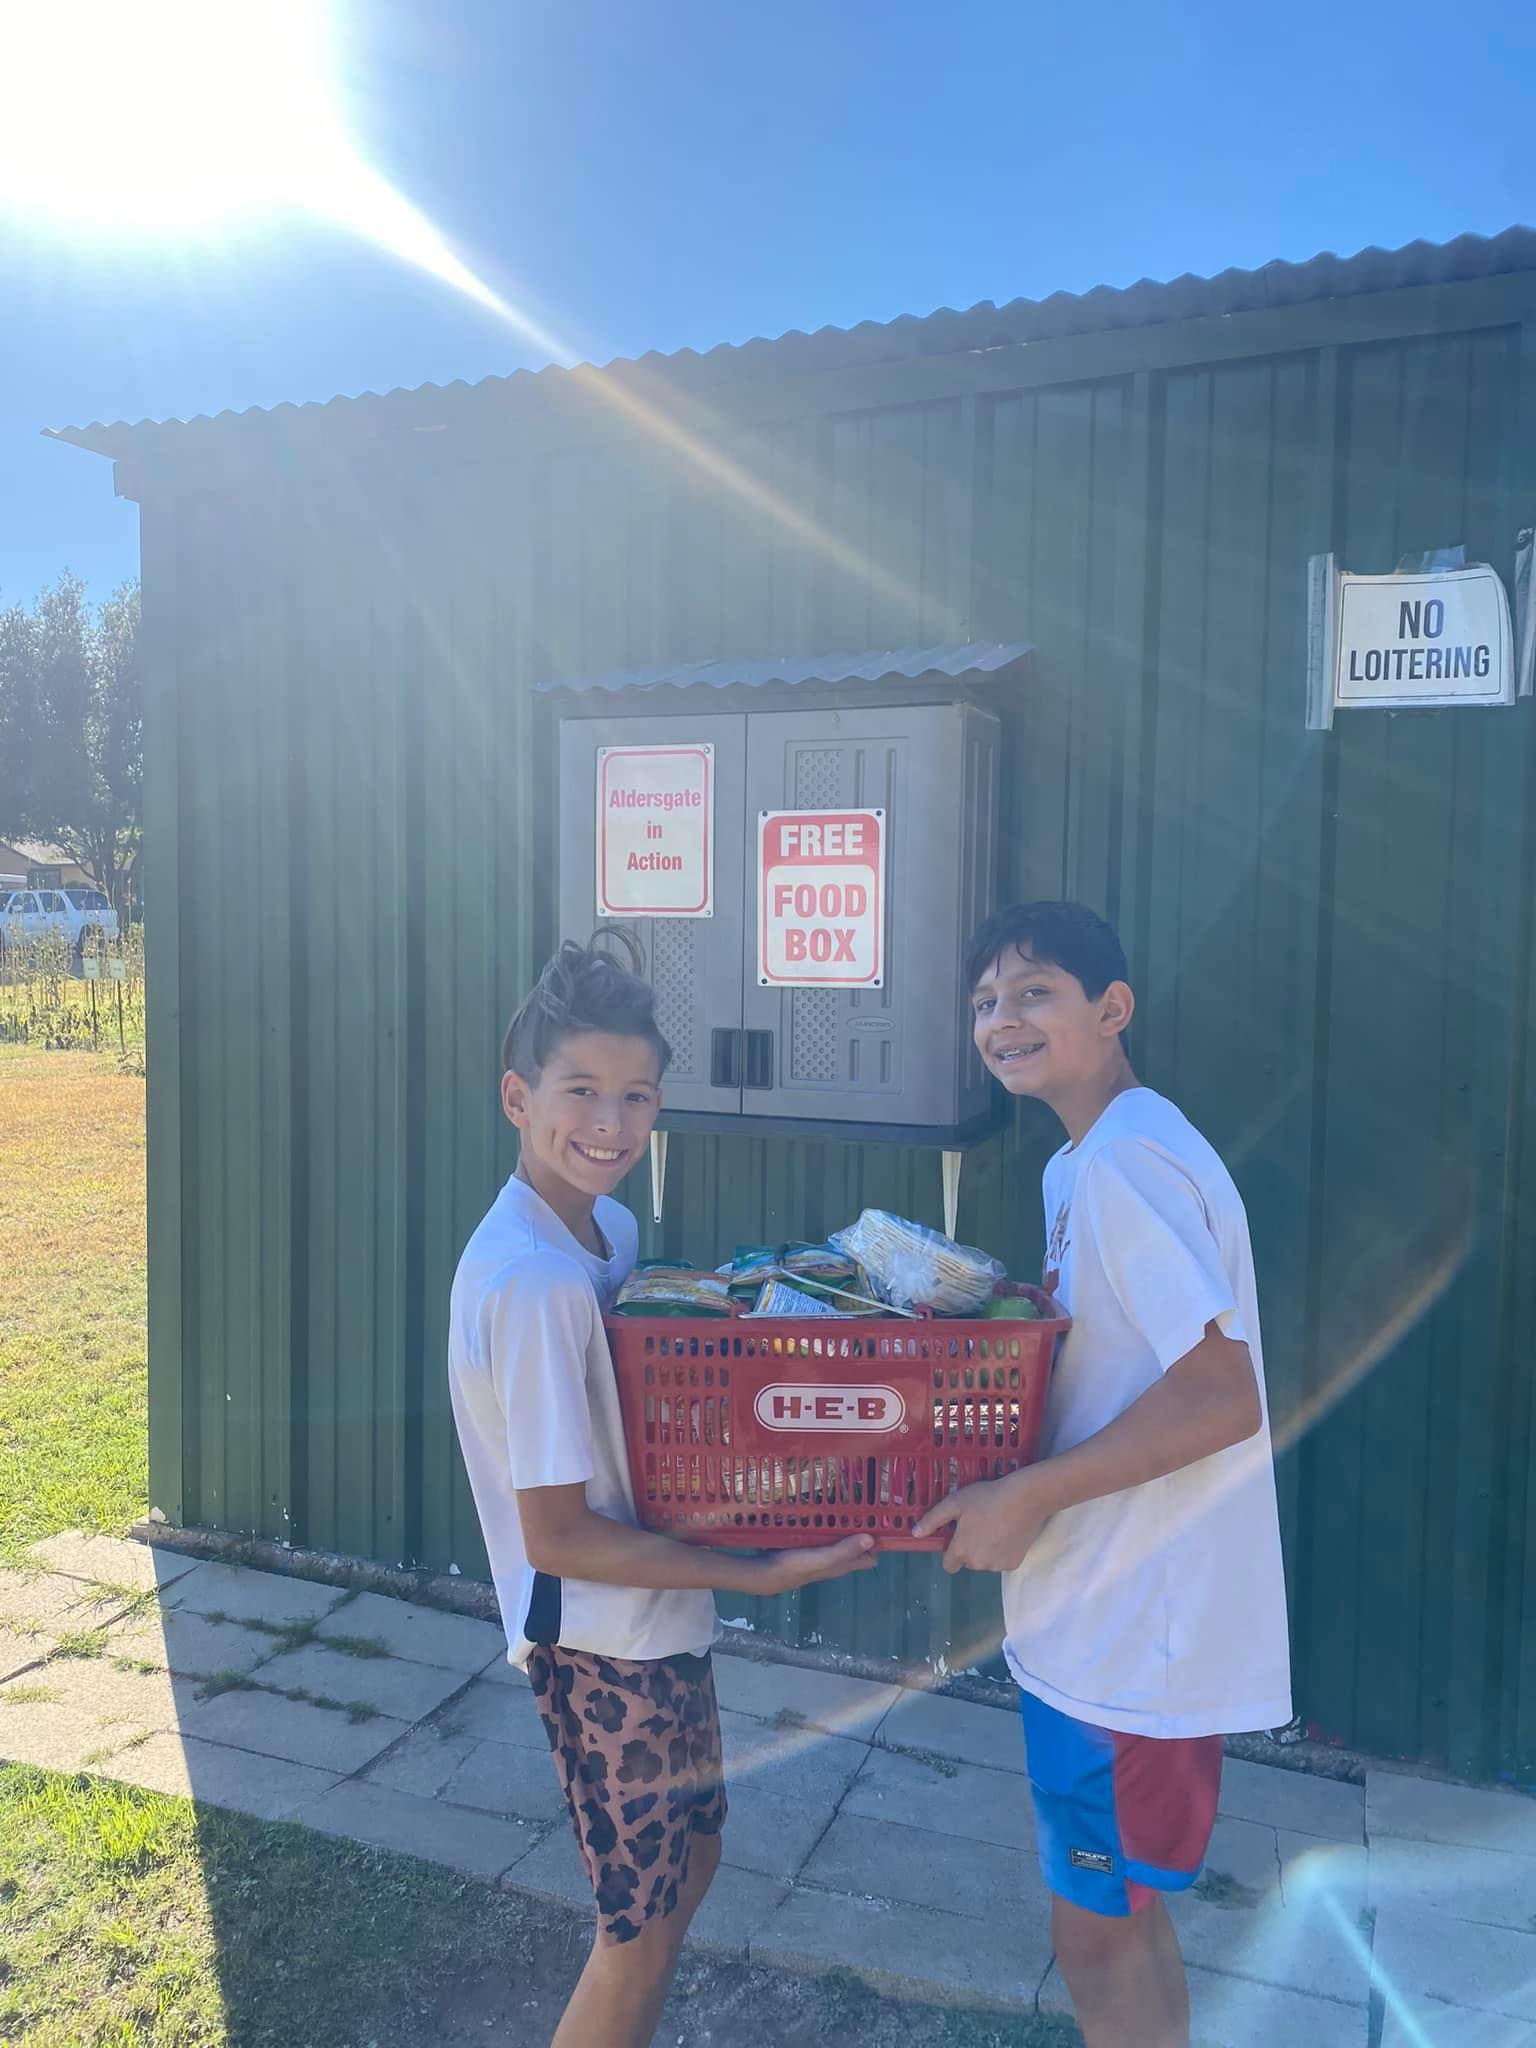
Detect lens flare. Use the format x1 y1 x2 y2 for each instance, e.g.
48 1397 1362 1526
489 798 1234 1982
12 1 936 630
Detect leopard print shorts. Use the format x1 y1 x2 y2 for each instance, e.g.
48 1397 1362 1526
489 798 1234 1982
526 1643 727 1945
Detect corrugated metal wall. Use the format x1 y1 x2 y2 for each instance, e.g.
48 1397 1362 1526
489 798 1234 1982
139 271 1536 1780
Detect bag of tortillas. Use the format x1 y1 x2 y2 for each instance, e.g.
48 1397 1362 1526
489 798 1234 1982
828 1209 1005 1316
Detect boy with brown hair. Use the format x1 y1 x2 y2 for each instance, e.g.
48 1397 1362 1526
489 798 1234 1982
449 942 875 2048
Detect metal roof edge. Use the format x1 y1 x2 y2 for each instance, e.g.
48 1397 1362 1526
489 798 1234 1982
50 225 1536 461
534 641 1036 696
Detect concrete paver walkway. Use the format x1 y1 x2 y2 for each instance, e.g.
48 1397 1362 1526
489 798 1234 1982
5 1533 1535 2045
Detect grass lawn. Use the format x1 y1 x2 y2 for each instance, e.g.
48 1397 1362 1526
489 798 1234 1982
0 1046 148 1565
0 1761 1072 2048
0 1760 552 2048
0 1046 1074 2047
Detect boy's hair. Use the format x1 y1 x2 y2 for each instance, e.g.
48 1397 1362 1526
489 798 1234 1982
965 901 1129 1000
502 941 672 1080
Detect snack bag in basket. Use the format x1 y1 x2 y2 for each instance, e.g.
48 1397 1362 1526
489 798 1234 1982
743 1279 861 1318
717 1246 783 1304
781 1242 871 1289
717 1242 886 1315
610 1263 733 1317
829 1210 1005 1316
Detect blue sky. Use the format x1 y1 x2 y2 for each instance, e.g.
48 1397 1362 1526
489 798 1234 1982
3 0 1533 605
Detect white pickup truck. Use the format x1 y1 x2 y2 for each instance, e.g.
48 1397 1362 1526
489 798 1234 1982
0 883 120 958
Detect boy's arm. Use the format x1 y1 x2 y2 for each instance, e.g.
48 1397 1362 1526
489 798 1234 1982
519 1482 877 1596
912 1319 1260 1571
916 1138 1263 1573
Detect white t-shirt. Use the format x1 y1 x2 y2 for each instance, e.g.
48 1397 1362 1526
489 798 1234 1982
1003 1088 1293 1739
448 1173 719 1670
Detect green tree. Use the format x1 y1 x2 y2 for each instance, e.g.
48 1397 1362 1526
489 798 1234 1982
0 574 141 914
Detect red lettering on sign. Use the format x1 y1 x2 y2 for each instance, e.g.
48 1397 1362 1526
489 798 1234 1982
758 808 885 987
771 818 875 864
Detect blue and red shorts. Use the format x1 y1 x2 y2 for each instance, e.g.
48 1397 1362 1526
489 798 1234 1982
1020 1690 1223 1917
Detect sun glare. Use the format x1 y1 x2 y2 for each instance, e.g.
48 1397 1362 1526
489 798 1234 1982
0 0 337 229
5 0 928 625
0 0 573 360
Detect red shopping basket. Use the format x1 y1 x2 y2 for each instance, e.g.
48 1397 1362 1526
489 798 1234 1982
605 1284 1068 1550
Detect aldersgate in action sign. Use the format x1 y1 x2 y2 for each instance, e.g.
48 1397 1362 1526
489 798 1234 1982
758 808 885 987
597 743 714 917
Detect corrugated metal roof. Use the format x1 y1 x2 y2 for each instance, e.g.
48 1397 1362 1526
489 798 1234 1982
49 226 1536 459
534 641 1034 695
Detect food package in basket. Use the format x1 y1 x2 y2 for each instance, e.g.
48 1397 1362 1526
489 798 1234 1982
610 1264 733 1317
829 1209 1005 1316
744 1278 860 1318
716 1242 890 1317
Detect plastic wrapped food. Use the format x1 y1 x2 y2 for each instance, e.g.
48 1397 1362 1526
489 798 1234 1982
743 1279 860 1318
611 1265 733 1317
718 1246 784 1301
716 1242 882 1312
829 1210 1006 1316
782 1242 867 1285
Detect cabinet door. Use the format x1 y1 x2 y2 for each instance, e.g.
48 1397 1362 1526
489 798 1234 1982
741 704 970 1128
557 714 747 1114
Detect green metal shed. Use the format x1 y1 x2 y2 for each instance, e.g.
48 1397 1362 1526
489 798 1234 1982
56 226 1536 1782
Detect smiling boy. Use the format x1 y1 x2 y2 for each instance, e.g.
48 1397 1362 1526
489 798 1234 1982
448 942 875 2048
915 903 1291 2048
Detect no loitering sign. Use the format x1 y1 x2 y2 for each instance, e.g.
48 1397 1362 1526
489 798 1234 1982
1335 568 1511 708
596 743 714 918
1306 554 1521 729
758 808 885 987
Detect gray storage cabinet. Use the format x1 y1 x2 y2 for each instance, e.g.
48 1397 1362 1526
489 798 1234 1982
558 697 1000 1142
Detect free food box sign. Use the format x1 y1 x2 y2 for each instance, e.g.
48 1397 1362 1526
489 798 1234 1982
596 744 713 918
758 809 885 987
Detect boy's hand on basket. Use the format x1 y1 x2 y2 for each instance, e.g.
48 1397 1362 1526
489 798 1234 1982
746 1534 878 1596
913 1469 1053 1573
